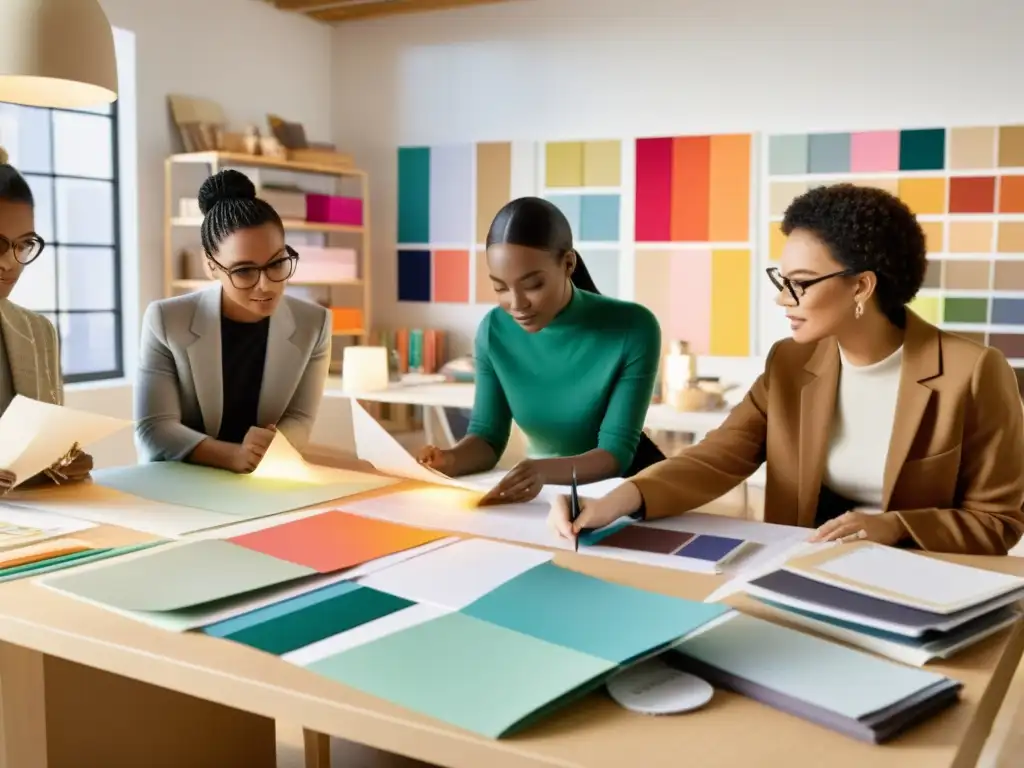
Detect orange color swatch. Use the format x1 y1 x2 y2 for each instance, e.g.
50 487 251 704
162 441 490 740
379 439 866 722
670 137 710 241
229 511 448 574
999 176 1024 213
708 134 751 241
0 538 92 569
432 249 470 303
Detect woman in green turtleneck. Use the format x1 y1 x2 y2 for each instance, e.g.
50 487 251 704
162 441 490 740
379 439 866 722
418 196 663 505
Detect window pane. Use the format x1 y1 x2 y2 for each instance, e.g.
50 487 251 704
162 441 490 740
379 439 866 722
0 104 51 174
53 112 113 179
73 103 111 116
58 312 117 377
23 175 54 243
57 247 115 310
7 252 56 311
55 179 113 245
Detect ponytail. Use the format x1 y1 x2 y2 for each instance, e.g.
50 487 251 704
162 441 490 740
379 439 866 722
570 251 600 294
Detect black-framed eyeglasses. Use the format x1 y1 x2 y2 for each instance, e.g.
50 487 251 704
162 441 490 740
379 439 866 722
766 266 858 305
0 233 45 266
209 245 299 290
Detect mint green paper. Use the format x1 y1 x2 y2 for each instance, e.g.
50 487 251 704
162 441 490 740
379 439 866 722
308 612 615 738
6 543 162 583
675 613 949 720
92 462 396 517
41 540 314 612
462 562 728 663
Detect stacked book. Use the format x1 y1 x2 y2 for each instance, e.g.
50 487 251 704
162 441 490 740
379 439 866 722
739 542 1024 667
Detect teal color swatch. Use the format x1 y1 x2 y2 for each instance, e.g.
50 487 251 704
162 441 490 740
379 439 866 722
899 129 946 171
461 562 728 663
579 195 620 241
546 194 582 236
202 582 413 655
675 613 948 720
0 542 162 582
308 612 614 738
92 462 396 518
398 147 431 243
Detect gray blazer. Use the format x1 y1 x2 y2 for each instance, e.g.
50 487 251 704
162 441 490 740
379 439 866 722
134 287 332 462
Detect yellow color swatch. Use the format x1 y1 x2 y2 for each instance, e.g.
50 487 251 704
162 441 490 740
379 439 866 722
897 177 947 215
909 296 940 323
769 181 807 217
998 222 1024 253
475 142 511 245
769 222 787 261
852 177 899 195
919 221 944 254
948 221 994 252
582 140 621 186
710 249 750 356
545 142 583 187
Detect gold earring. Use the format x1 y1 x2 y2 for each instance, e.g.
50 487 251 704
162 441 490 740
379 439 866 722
854 302 864 320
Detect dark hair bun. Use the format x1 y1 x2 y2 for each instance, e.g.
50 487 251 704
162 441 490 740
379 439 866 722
197 169 257 215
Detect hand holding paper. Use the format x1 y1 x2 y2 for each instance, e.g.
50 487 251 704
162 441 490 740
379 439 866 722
0 397 128 489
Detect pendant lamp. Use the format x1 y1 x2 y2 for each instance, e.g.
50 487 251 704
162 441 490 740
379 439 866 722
0 0 117 109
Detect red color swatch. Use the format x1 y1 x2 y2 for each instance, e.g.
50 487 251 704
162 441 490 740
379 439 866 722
635 137 673 241
229 511 448 573
670 136 711 241
949 176 996 214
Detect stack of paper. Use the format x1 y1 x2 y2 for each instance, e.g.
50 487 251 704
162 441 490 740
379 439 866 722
672 612 963 743
741 543 1024 666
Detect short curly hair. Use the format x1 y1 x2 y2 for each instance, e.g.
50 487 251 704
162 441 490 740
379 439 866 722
781 183 927 328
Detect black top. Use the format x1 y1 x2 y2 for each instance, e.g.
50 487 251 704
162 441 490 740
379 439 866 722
217 315 270 444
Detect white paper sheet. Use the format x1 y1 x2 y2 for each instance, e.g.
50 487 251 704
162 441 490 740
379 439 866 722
251 430 380 487
283 603 452 666
357 538 552 610
0 396 130 487
805 544 1024 613
351 400 478 490
3 482 237 538
0 503 96 550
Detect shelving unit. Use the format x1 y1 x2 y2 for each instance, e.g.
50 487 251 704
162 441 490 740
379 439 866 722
162 151 373 356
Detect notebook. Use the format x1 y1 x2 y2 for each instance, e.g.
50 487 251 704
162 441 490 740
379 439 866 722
671 612 962 743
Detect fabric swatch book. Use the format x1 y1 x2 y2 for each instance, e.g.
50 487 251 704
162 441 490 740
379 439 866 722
671 612 963 743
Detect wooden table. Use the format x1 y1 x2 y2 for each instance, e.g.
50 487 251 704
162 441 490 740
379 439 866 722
0 518 1021 768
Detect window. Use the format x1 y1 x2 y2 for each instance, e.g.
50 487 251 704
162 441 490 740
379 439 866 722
0 100 122 383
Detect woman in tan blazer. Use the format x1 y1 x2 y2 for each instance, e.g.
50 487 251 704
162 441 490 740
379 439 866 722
550 183 1024 556
0 148 92 494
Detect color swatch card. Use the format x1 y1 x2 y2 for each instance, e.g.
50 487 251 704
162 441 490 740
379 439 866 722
0 503 96 550
586 522 755 573
0 396 130 489
227 510 449 573
672 612 962 743
92 460 397 519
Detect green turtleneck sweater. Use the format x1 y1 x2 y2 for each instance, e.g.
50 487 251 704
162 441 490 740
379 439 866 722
467 288 661 474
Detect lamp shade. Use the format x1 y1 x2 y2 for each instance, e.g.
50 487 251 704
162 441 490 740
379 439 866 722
0 0 117 109
341 347 390 393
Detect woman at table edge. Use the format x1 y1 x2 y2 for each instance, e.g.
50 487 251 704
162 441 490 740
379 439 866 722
551 183 1024 556
0 147 92 494
418 196 664 504
134 169 331 473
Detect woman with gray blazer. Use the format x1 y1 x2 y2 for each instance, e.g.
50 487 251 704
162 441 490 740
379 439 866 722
135 170 331 473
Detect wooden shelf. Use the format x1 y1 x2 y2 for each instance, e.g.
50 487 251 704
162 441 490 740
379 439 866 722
169 151 365 178
171 217 362 235
171 278 363 289
333 329 366 337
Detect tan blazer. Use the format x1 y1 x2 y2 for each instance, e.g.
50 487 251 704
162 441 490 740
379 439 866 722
631 311 1024 555
0 299 62 406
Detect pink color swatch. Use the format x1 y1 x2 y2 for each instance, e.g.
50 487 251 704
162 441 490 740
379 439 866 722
669 250 711 353
850 131 900 172
635 138 673 241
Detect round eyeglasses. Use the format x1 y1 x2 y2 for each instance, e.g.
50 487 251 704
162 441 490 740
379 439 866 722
210 246 299 290
766 266 858 305
0 234 45 265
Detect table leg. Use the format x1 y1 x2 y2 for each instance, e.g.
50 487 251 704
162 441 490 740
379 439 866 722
0 642 277 768
303 728 331 768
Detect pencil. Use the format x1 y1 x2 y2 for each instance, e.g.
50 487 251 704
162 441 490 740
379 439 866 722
570 466 580 552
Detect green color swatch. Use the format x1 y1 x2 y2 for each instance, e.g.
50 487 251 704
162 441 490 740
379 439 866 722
943 297 988 323
308 612 615 738
899 129 946 171
203 582 412 655
461 561 728 663
398 147 431 244
92 461 395 518
0 543 162 582
42 540 314 612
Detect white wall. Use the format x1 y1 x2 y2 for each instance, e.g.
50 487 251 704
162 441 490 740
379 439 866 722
329 0 1024 358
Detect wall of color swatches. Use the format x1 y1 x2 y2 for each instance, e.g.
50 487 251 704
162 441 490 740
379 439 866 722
765 124 1024 363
